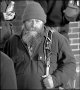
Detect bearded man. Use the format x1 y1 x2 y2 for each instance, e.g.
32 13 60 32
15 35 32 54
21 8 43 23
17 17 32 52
4 1 76 89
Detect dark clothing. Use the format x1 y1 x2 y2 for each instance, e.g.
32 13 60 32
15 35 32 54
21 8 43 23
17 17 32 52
4 27 76 89
34 0 70 39
34 0 80 25
0 21 12 51
0 1 14 51
0 51 17 89
34 0 69 27
34 0 80 39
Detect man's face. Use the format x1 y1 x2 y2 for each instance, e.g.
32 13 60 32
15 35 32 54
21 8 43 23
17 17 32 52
22 19 44 46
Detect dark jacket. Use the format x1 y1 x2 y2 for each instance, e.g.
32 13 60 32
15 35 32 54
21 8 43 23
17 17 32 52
34 0 80 39
4 27 76 89
34 0 69 27
0 51 17 89
0 1 14 51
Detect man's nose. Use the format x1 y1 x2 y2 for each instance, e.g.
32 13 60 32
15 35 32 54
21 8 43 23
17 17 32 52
31 20 36 28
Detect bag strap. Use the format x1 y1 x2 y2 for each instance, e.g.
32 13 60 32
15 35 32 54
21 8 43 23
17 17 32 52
44 27 53 53
44 26 54 66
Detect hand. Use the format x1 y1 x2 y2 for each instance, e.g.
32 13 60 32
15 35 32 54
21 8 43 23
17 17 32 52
42 75 54 89
3 12 15 20
63 2 80 21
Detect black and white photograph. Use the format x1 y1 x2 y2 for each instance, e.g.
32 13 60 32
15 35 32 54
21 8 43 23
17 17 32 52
0 0 80 89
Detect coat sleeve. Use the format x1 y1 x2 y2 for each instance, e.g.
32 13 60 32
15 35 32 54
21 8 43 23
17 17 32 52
52 34 76 89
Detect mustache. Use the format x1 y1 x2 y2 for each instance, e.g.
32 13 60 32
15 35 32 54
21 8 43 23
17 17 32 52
23 31 42 39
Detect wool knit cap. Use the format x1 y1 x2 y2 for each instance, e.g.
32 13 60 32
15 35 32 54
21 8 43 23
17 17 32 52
22 1 46 23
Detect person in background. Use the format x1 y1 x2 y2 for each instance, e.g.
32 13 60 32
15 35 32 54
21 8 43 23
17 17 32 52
0 1 17 89
0 0 15 51
64 0 80 21
4 1 76 89
0 51 17 89
34 0 80 39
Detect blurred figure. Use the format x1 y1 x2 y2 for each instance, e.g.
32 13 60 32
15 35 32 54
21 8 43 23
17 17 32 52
64 0 80 21
0 0 15 51
0 1 17 89
34 0 80 39
0 51 17 89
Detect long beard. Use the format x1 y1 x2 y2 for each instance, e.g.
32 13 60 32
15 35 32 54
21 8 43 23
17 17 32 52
22 31 43 50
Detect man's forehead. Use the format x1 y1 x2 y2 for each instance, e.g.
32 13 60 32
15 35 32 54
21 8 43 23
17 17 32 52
25 19 43 23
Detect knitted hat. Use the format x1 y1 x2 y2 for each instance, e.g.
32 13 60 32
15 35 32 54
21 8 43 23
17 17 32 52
22 1 46 23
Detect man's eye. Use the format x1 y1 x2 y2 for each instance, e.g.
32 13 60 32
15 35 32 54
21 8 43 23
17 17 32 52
36 20 41 23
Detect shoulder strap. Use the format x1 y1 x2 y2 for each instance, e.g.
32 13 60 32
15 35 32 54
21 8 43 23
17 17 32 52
44 26 54 55
47 29 52 43
44 26 56 43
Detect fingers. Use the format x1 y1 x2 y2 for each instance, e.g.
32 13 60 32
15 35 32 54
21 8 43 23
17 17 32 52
43 78 51 89
42 75 48 78
42 75 54 89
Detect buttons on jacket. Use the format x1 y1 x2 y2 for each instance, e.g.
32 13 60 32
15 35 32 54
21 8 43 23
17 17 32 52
39 56 42 60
